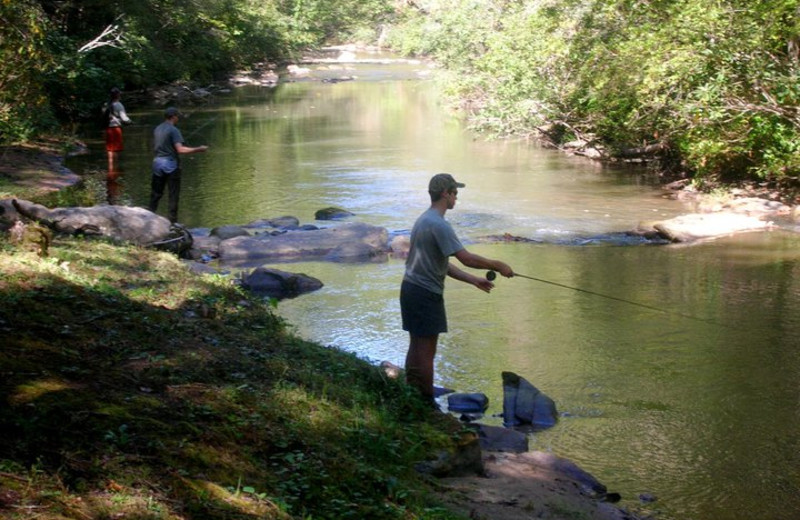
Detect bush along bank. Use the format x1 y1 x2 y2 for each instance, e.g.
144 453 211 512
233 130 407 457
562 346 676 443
385 0 800 193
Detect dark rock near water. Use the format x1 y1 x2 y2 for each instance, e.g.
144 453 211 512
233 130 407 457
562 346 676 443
470 423 529 453
447 393 489 413
245 216 300 229
210 225 250 240
502 371 558 429
186 235 221 260
240 267 323 300
315 206 355 220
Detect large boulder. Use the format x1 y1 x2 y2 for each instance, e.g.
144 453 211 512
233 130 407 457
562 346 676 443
218 222 389 266
502 371 558 429
7 199 174 246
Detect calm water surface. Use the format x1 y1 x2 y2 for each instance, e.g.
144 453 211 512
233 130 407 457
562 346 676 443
68 55 800 520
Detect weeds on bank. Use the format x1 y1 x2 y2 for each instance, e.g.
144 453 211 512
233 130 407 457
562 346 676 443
0 236 466 519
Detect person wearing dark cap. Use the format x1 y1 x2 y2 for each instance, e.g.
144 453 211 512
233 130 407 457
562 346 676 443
104 87 132 171
400 173 514 405
149 107 208 223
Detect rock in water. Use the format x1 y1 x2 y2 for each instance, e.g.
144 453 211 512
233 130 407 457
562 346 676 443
314 207 355 220
501 371 558 429
447 393 489 413
240 267 323 300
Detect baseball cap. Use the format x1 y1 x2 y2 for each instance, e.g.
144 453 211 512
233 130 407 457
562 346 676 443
164 107 182 118
428 173 465 194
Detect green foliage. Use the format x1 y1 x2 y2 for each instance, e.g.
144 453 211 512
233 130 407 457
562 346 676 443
281 0 394 46
0 0 398 142
0 0 59 142
390 0 800 181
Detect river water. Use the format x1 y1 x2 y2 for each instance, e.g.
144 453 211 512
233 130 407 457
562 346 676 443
68 54 800 520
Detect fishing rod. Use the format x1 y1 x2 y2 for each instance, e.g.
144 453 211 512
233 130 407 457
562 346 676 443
486 270 722 326
183 113 220 140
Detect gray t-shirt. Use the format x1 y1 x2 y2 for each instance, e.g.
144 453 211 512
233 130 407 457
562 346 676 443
153 121 184 162
403 208 464 294
107 101 130 128
152 121 184 175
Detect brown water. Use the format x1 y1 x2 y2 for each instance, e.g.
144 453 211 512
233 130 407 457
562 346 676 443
67 54 800 520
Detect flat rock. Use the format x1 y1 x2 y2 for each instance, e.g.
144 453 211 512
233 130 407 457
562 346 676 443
218 222 388 266
651 212 770 242
6 199 172 245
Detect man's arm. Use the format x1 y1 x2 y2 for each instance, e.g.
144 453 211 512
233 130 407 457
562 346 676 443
175 143 209 154
453 249 514 278
447 261 495 293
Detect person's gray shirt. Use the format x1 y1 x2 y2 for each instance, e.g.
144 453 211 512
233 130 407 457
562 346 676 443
152 121 183 175
153 121 184 161
107 101 131 128
403 208 464 294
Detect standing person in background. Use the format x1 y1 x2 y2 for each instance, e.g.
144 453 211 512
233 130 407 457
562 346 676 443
149 107 208 223
400 173 515 406
105 87 132 172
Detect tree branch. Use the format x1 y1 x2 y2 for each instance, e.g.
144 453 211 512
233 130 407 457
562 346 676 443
78 24 124 53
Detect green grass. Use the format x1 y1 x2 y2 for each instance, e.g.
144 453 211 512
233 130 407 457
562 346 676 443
0 235 469 520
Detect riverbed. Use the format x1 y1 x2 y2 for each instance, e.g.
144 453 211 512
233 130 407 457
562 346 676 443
67 53 800 520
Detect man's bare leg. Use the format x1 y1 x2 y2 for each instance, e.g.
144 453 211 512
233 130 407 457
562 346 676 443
404 334 438 399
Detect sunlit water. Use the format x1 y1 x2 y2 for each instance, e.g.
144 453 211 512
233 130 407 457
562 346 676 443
68 54 800 520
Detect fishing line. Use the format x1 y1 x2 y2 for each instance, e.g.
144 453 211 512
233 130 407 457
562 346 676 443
486 270 723 327
183 113 219 140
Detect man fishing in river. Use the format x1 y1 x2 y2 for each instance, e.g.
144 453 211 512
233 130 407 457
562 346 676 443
149 107 209 223
401 173 514 406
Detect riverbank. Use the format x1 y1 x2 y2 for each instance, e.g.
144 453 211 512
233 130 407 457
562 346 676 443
0 139 82 200
1 152 654 519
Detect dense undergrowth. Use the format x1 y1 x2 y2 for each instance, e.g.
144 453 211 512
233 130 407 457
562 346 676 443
386 0 800 184
0 233 467 519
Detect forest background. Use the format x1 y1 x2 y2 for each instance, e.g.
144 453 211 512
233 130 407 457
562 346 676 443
2 0 800 184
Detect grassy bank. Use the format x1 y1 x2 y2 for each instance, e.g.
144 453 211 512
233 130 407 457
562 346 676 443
0 230 470 519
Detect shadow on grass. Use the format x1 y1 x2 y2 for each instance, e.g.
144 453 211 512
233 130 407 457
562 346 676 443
0 241 458 519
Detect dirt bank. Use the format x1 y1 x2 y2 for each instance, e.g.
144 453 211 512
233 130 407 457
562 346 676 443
0 140 81 199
